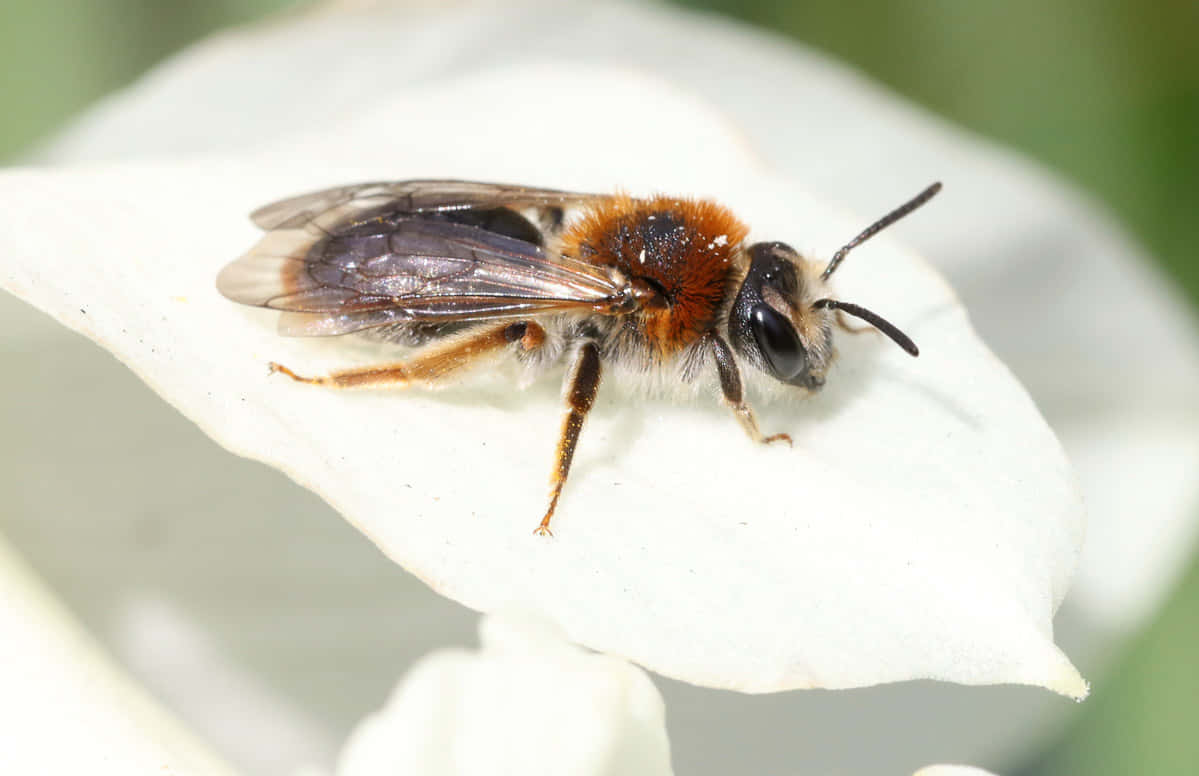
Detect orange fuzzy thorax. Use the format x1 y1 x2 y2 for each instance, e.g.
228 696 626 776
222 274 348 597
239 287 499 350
561 195 750 353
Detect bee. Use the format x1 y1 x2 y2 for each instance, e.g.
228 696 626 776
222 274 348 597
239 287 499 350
218 179 940 535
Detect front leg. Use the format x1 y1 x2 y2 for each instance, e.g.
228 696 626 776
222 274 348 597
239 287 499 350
536 342 603 537
707 333 792 446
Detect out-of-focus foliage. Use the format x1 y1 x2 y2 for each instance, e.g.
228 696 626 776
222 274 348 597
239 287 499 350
0 1 1195 774
1030 560 1199 775
0 0 293 158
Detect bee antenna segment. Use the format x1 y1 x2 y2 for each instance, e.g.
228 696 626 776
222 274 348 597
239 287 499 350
814 299 919 357
820 182 942 281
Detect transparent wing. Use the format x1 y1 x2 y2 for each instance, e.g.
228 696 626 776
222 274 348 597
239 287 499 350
218 188 630 337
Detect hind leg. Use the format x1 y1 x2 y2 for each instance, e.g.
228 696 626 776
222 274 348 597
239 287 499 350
270 321 546 389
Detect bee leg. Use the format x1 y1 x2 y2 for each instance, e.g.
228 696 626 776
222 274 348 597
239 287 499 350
707 333 792 447
269 322 545 389
536 342 602 537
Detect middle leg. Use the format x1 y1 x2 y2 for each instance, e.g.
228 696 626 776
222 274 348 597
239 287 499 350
536 341 603 536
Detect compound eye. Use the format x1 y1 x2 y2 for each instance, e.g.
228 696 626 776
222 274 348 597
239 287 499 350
750 304 807 380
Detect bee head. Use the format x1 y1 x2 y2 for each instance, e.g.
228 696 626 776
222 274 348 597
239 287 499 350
727 183 938 390
728 242 833 390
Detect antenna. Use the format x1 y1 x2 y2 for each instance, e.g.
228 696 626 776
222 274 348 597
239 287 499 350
820 182 942 281
813 299 919 357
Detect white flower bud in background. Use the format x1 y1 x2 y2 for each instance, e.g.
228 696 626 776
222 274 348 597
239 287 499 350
331 615 671 776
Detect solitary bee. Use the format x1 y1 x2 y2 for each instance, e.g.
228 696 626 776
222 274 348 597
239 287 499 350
218 180 939 535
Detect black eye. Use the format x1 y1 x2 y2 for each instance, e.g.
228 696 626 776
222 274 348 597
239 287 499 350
750 304 806 379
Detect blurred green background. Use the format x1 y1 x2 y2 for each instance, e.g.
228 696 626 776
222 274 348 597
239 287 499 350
0 0 1195 773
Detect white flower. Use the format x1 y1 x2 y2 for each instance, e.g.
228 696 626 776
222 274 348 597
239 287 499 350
0 60 1085 697
3 2 1195 775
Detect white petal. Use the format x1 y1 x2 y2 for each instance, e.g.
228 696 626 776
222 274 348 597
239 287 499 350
0 64 1083 698
0 537 239 776
914 767 1000 776
40 0 1199 639
334 615 671 776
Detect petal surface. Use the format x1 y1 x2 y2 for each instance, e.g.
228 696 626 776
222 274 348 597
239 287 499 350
0 66 1084 697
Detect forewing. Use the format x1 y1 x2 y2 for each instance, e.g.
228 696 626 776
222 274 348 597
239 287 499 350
218 211 626 337
250 179 604 230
